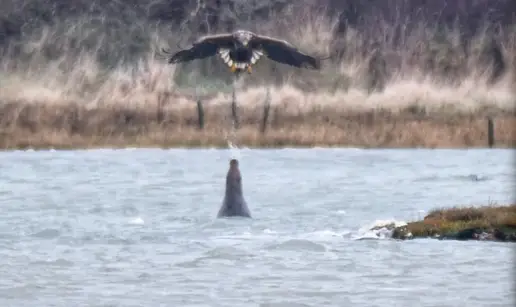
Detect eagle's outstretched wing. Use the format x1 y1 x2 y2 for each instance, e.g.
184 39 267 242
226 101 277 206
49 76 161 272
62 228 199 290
249 35 321 70
163 33 236 64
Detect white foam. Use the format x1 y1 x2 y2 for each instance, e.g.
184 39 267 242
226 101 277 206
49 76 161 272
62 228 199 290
300 229 352 242
354 219 409 240
417 210 426 220
128 217 144 225
364 219 407 229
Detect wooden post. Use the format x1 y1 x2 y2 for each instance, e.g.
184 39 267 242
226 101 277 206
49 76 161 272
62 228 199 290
69 103 80 134
231 80 239 130
156 92 165 124
271 106 279 128
261 87 271 134
487 117 494 148
196 99 204 130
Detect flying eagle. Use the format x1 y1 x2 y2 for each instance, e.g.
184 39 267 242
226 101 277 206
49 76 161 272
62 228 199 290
163 30 323 74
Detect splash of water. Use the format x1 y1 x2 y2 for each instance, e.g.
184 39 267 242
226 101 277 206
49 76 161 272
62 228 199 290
224 73 245 160
354 219 409 240
227 139 241 161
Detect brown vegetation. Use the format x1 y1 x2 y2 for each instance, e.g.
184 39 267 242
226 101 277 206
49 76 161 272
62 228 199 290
393 204 516 241
0 102 515 149
0 1 515 149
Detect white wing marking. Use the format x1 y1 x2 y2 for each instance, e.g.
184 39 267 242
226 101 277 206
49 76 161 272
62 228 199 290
218 49 232 65
250 50 263 64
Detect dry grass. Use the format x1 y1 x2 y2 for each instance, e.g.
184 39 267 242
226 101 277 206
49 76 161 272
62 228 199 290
1 4 515 149
405 204 516 237
0 101 515 149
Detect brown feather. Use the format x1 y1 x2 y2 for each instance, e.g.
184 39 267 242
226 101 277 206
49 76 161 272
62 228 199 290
249 35 321 70
166 33 236 64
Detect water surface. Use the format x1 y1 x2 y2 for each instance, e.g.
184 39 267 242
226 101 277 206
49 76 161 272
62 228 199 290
0 148 514 307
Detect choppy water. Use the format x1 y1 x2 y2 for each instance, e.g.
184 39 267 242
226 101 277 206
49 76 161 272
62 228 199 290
0 147 514 307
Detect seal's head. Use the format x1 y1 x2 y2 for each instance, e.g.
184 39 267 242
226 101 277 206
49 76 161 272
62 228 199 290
226 159 242 192
229 159 239 169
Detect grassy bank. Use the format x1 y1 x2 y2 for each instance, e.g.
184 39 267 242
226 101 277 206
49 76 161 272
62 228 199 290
0 100 514 150
392 204 516 242
1 4 515 150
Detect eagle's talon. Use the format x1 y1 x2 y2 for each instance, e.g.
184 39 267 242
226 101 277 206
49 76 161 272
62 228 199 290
247 66 252 74
230 64 237 73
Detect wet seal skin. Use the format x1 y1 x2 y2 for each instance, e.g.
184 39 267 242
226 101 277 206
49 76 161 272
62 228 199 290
217 159 252 218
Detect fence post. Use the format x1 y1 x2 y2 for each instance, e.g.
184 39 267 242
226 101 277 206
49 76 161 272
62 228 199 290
487 117 494 148
196 99 204 130
157 92 165 124
261 87 271 134
231 85 239 130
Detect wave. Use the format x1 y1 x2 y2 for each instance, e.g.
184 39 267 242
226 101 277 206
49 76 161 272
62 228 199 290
415 173 491 182
353 219 410 240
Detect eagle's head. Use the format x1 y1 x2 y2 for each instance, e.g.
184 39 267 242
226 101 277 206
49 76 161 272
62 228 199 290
233 30 254 47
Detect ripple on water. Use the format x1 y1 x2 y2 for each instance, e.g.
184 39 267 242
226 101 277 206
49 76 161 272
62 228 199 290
30 259 74 267
29 229 61 239
265 239 327 252
0 148 514 307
